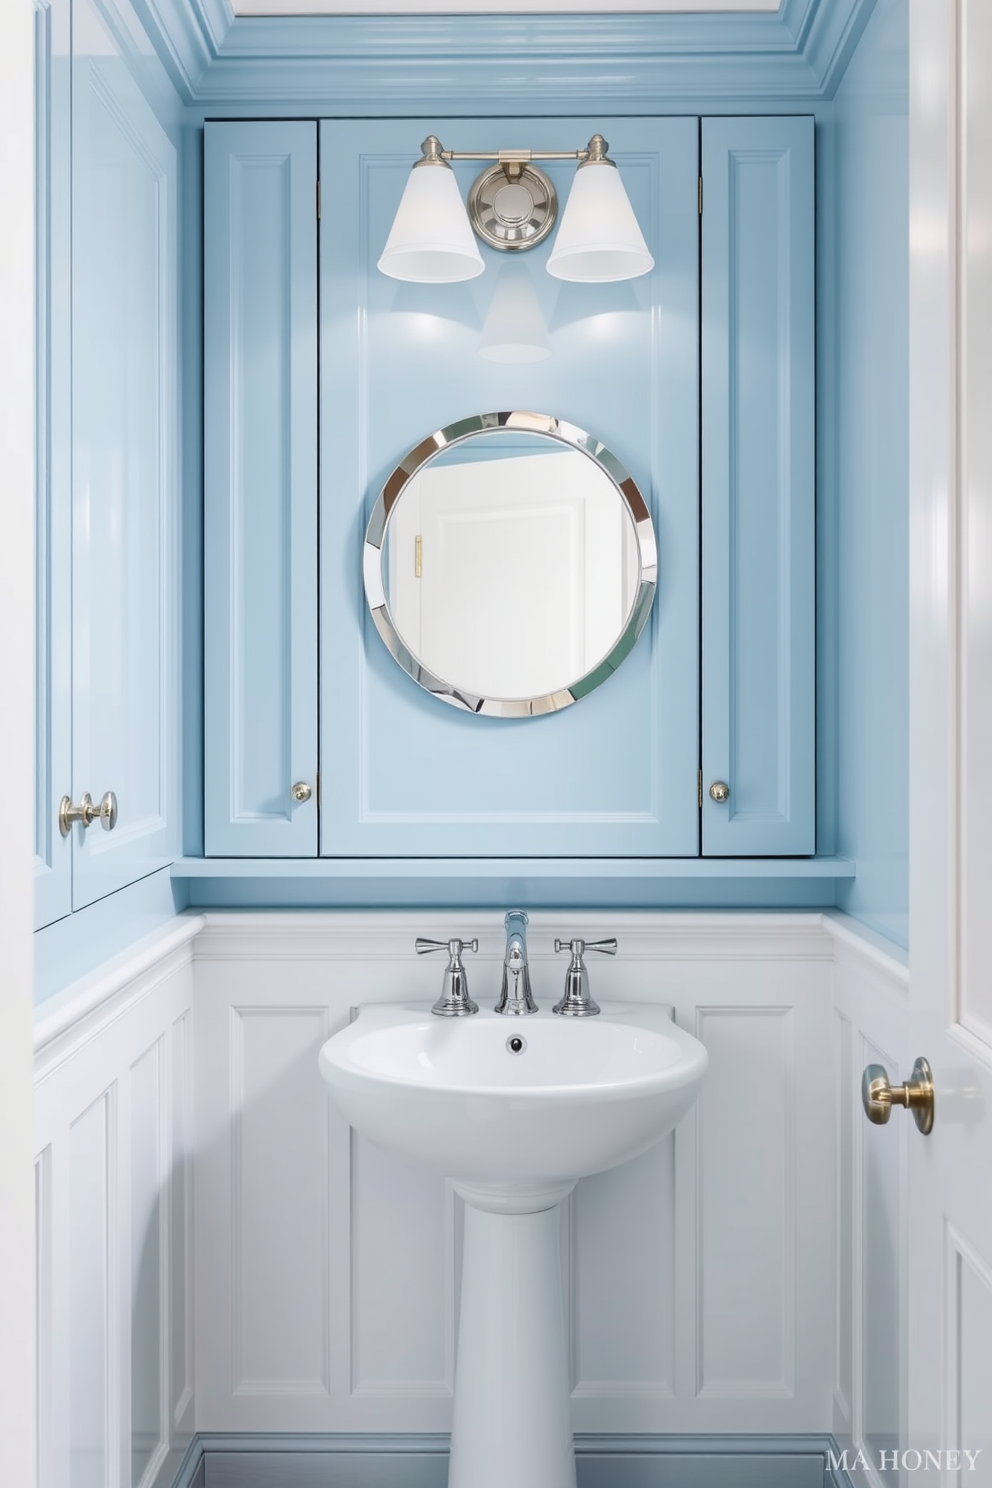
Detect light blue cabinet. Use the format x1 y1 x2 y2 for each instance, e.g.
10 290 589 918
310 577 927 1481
203 122 318 857
319 116 700 859
202 114 815 865
34 0 181 929
701 116 816 856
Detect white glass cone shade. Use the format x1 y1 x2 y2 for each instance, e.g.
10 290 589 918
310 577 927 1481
546 162 654 283
378 164 485 283
478 262 551 363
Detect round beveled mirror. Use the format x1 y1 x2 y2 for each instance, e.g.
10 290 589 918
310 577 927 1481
363 411 657 717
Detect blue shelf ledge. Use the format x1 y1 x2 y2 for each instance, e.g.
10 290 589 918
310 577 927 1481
171 856 855 911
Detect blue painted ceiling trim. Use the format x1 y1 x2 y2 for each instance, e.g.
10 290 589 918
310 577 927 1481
129 0 876 111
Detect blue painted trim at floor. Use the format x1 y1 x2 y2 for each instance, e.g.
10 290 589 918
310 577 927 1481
170 1432 858 1488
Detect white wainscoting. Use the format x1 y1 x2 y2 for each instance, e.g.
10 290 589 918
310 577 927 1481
34 907 910 1474
829 914 910 1479
192 910 836 1435
33 916 203 1488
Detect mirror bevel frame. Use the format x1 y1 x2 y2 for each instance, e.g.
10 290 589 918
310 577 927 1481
363 410 658 717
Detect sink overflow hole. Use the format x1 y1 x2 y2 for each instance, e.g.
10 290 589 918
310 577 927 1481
506 1035 526 1055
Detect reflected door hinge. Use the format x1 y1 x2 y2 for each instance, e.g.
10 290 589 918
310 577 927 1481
415 534 423 578
697 769 703 808
698 176 703 215
317 180 321 219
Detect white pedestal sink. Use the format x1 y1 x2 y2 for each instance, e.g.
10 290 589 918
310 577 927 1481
318 1002 707 1488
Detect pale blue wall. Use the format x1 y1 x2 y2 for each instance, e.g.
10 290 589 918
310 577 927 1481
828 0 909 947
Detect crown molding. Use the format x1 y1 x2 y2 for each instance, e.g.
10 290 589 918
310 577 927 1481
135 0 877 110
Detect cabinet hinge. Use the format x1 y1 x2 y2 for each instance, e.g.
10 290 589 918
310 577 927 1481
317 180 321 220
316 771 322 809
697 769 703 808
698 176 703 215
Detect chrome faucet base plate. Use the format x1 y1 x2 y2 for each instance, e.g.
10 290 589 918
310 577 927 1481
432 997 479 1017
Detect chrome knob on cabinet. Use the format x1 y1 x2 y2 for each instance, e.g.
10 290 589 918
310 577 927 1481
862 1057 934 1135
709 781 730 803
59 790 118 837
291 781 312 803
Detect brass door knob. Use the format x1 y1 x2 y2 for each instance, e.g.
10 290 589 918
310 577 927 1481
291 781 312 803
709 781 730 803
862 1056 934 1135
59 790 118 837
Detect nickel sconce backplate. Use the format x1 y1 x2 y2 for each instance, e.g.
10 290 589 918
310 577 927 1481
467 162 558 252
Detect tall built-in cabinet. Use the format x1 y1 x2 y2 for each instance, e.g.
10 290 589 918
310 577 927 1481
34 0 181 931
204 114 814 866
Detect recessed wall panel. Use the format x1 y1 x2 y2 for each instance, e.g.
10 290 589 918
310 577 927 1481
951 1230 992 1483
350 1132 452 1395
130 1040 163 1484
69 1091 111 1488
571 1138 675 1395
834 1010 853 1425
860 1035 900 1482
232 1007 330 1393
696 1008 794 1395
36 1147 53 1488
171 1012 192 1424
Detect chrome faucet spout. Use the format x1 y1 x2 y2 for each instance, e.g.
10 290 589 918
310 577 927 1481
495 910 537 1015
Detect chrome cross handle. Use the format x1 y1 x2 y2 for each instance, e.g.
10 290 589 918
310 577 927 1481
416 937 480 1018
552 937 617 1017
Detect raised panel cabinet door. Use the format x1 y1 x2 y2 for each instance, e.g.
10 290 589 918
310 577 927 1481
320 116 700 858
69 0 181 911
33 0 72 930
204 122 318 857
701 116 815 856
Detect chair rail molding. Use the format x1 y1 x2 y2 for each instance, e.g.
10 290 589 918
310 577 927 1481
129 0 875 110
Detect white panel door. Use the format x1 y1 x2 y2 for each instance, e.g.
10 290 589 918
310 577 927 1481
908 0 992 1470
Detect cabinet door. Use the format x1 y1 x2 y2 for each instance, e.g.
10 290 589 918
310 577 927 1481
320 116 700 858
33 0 72 930
701 116 815 855
70 0 180 909
204 121 318 857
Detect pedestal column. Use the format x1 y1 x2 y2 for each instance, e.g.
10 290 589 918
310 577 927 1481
448 1197 575 1488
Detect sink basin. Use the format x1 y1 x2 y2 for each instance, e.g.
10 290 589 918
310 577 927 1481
319 1001 707 1203
318 999 707 1488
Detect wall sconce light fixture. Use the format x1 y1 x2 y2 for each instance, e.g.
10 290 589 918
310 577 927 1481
377 134 654 286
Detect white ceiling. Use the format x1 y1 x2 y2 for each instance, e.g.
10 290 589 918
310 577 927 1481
232 0 781 16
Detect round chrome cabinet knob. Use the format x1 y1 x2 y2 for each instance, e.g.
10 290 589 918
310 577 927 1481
59 790 118 836
709 781 730 803
291 781 312 803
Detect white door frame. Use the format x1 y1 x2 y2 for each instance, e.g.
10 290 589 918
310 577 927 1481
0 0 38 1483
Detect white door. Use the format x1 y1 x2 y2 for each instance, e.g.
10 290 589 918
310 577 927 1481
908 0 992 1475
387 446 636 701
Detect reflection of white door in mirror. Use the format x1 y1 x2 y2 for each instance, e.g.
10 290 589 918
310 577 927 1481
384 441 640 702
